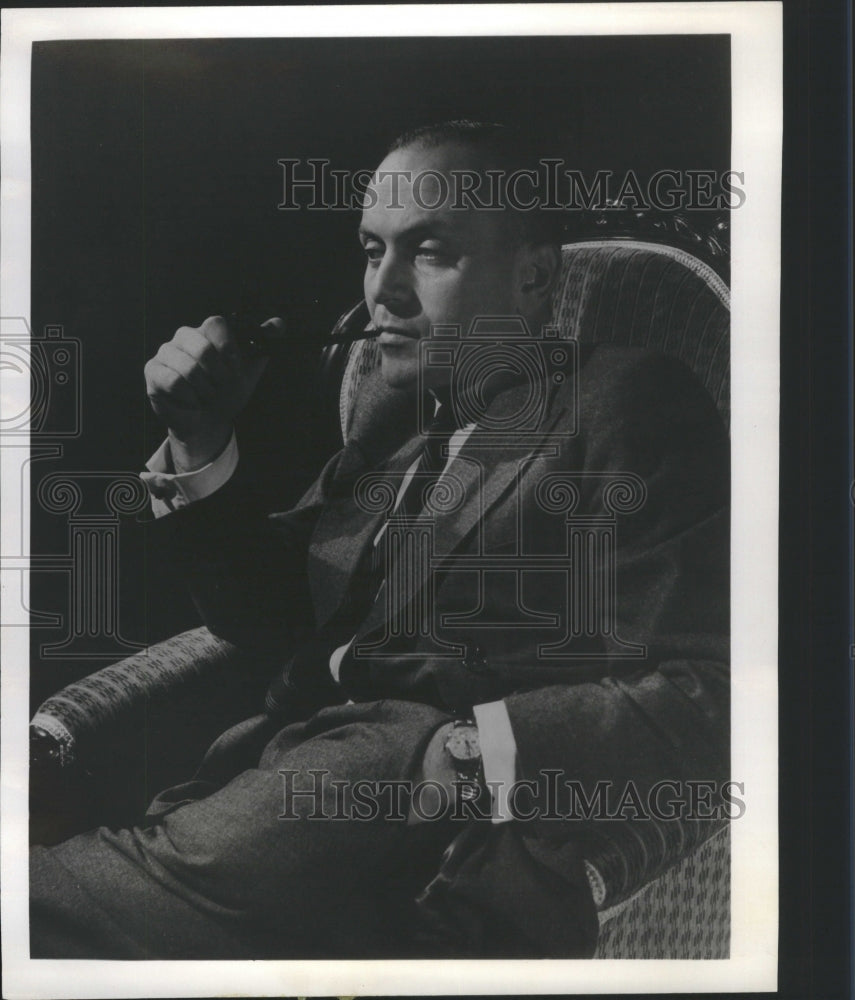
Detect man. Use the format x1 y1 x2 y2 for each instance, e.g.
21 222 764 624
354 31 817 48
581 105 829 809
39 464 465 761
30 122 729 959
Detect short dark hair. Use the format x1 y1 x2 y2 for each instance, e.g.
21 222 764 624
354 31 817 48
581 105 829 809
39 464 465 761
386 120 564 246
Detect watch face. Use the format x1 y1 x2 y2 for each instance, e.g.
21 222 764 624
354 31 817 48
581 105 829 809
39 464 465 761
445 724 480 762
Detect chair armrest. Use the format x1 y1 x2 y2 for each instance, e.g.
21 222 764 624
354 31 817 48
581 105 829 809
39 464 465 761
594 824 730 957
31 626 263 766
580 815 727 911
30 627 275 843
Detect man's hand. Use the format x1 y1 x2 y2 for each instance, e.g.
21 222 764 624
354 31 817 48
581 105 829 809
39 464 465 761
144 315 280 471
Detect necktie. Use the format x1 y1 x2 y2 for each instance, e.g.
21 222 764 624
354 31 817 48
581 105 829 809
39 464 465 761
359 401 457 602
397 402 458 519
266 401 459 717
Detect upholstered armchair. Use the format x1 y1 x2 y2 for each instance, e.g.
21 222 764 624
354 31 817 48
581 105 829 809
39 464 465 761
30 209 731 959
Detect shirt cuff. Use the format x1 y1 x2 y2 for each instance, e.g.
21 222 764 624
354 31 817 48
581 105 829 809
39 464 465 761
473 700 518 824
140 432 239 517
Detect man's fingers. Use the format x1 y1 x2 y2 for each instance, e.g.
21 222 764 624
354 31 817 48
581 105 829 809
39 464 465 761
149 344 217 404
172 326 236 386
144 358 200 409
144 314 272 433
197 315 242 365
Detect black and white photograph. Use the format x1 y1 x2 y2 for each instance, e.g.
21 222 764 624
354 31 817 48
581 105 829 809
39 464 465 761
1 5 784 996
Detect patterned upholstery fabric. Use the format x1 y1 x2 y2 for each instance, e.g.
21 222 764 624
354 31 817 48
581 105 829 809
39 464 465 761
553 240 730 428
594 826 730 959
340 336 383 443
32 627 246 766
581 815 727 912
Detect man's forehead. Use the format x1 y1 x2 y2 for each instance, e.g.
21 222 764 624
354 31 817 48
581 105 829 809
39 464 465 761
360 141 505 236
358 213 459 240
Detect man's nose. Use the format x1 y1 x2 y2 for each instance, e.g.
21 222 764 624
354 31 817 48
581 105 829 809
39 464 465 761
369 252 416 314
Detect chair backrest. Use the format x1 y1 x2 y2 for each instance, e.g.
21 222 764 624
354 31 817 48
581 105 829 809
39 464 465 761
337 237 730 443
552 240 730 428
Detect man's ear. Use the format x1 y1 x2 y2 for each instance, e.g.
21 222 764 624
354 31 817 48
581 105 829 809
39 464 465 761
515 242 562 313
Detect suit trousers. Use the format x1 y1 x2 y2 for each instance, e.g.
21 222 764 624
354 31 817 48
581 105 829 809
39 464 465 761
30 699 455 959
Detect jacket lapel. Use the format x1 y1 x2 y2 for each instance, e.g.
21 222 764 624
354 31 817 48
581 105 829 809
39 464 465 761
309 432 425 631
355 380 570 639
434 379 569 558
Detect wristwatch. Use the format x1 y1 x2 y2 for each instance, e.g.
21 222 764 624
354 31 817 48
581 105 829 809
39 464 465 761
444 718 485 802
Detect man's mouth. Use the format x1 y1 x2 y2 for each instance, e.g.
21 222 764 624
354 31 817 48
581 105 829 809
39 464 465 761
377 328 418 345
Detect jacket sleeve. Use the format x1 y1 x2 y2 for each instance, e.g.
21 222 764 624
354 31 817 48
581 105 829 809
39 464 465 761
504 349 731 805
150 447 345 657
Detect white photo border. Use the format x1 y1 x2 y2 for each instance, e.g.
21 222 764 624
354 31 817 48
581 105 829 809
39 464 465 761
1 4 782 996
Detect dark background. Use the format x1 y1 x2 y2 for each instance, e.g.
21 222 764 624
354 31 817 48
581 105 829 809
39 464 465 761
29 33 731 703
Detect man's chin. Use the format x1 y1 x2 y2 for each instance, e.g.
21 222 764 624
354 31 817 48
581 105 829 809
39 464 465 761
379 354 419 391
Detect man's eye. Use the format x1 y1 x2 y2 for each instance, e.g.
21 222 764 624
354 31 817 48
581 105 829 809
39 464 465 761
363 244 384 263
415 245 449 263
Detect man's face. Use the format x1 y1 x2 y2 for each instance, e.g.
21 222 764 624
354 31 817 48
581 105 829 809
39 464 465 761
360 142 523 390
